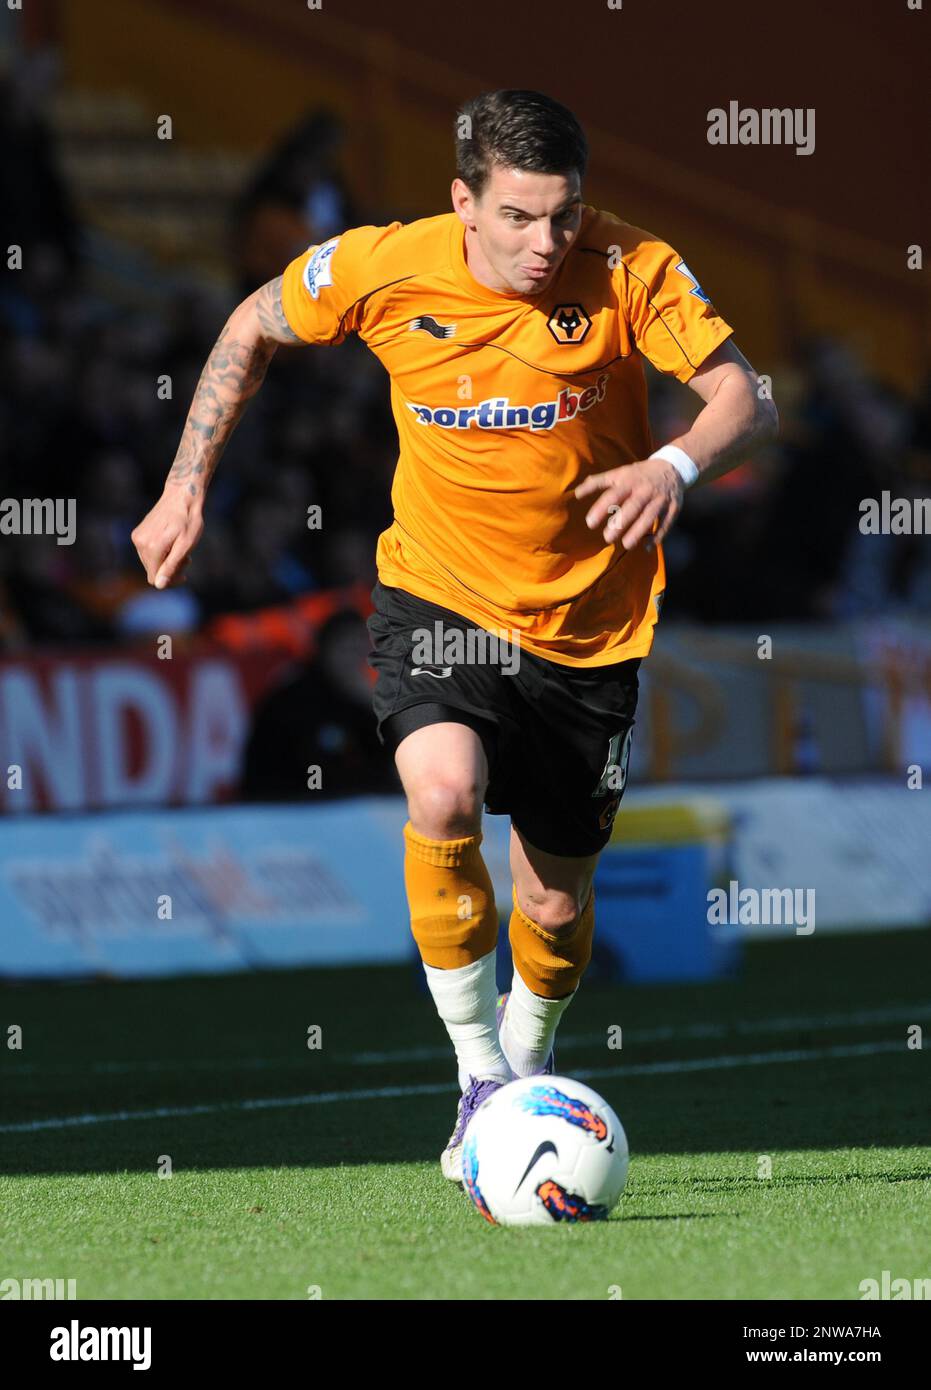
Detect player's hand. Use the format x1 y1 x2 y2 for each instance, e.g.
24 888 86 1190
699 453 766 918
131 491 204 589
575 457 685 551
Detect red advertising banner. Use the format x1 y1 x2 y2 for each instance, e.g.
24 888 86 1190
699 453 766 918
0 645 294 814
0 585 374 815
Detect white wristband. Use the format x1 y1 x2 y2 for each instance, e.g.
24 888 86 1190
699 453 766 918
650 444 699 488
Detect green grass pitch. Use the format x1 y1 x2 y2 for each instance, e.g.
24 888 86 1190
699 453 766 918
1 929 928 1300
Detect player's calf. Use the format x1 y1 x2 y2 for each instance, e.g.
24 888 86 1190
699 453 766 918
509 882 594 996
499 885 595 1077
404 821 512 1175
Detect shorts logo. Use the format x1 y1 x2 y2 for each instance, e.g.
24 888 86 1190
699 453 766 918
547 303 591 344
409 315 456 339
592 726 633 799
302 237 341 300
406 372 608 433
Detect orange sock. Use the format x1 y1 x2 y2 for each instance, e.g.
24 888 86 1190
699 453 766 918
403 821 500 969
509 885 595 999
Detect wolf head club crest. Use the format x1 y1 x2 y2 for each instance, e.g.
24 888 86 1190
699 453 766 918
547 303 591 344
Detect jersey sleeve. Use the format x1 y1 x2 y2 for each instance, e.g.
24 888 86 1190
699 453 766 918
280 224 396 345
621 235 734 383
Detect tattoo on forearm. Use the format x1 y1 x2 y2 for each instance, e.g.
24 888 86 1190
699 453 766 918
165 325 275 497
165 279 302 497
166 279 301 498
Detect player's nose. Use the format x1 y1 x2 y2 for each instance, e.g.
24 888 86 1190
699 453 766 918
529 221 557 258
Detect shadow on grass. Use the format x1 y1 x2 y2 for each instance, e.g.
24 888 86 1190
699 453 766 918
1 932 928 1177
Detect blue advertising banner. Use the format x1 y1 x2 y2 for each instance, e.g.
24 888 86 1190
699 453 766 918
1 780 924 980
0 800 414 978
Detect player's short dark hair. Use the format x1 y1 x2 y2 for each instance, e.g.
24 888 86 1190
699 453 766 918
454 90 588 198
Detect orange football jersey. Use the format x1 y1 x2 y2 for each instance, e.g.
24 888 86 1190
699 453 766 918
280 207 733 667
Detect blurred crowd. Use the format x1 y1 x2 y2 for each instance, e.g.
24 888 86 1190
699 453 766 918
2 72 930 656
652 342 931 623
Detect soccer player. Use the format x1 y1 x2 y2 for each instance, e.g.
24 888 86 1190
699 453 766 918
132 90 778 1182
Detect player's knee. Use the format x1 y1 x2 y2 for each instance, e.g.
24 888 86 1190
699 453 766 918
510 886 594 998
518 888 584 937
407 778 484 839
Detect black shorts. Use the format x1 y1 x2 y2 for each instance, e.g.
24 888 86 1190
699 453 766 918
366 580 641 857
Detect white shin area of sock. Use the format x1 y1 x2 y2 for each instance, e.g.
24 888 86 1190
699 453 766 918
500 968 576 1077
423 950 511 1091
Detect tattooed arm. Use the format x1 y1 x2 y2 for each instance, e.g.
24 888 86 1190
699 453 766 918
132 277 303 589
163 276 299 500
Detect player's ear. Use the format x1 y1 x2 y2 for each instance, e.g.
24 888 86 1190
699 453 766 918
451 178 475 225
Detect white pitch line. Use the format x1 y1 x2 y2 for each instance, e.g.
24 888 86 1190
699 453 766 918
0 1039 911 1136
0 1082 454 1135
577 1039 910 1083
2 1002 925 1077
348 1002 930 1064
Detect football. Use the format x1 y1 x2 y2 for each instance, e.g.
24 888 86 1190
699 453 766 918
462 1075 629 1226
